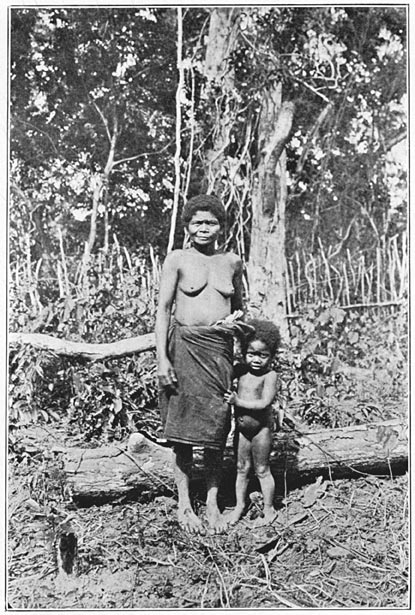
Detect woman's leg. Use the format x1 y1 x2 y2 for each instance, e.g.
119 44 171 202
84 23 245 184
174 443 205 534
252 427 278 525
226 430 252 524
204 447 230 533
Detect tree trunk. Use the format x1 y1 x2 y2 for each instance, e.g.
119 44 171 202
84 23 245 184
58 418 407 504
78 110 118 285
248 84 295 339
77 173 104 287
203 7 240 196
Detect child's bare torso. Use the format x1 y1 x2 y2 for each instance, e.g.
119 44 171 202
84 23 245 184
235 371 274 438
236 372 269 405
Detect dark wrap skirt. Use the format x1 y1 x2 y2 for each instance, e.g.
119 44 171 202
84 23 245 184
159 323 235 449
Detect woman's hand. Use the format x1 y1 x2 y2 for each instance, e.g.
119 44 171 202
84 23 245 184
158 358 178 389
224 390 238 405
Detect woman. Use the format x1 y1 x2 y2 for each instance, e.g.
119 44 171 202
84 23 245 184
156 194 244 534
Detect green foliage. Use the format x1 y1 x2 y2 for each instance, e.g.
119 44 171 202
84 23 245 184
9 292 407 440
66 354 159 442
277 304 407 428
9 245 161 441
9 348 160 443
9 244 158 339
9 347 73 426
284 7 407 255
10 7 178 265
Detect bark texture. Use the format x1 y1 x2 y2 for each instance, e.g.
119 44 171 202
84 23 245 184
248 83 295 339
203 7 240 195
62 418 407 504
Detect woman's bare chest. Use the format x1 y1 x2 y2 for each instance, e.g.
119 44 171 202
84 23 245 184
178 254 235 297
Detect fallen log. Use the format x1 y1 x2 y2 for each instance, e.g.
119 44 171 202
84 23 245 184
9 332 156 360
61 417 407 505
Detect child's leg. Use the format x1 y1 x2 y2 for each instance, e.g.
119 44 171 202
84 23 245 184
252 427 277 525
226 430 252 524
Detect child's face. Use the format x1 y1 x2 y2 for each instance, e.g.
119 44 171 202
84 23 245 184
245 339 272 373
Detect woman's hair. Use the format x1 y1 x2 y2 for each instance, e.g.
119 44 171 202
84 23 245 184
244 319 281 355
181 194 226 227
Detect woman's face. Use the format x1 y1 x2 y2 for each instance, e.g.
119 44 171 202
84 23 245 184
187 210 221 247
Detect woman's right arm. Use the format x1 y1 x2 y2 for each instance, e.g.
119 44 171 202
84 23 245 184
155 251 180 388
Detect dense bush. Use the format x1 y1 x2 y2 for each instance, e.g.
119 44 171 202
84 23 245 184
9 291 407 442
9 245 159 340
278 303 407 428
9 247 161 440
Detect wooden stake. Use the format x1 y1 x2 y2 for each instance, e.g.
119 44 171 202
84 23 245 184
343 262 350 306
376 247 381 303
58 227 70 296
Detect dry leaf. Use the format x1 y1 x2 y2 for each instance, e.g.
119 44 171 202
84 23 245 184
302 476 327 508
327 545 352 559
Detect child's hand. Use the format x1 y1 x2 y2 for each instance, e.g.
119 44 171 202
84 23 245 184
220 310 243 324
224 390 237 405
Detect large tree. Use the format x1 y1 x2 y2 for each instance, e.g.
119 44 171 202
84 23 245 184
189 7 406 324
10 6 406 316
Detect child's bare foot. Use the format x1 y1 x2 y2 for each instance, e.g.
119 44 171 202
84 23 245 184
224 506 245 525
206 506 229 534
253 508 278 527
178 506 205 534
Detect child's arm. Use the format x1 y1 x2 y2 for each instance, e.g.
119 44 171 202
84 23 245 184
224 372 278 411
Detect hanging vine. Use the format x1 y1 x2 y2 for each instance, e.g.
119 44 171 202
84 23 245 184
167 7 184 253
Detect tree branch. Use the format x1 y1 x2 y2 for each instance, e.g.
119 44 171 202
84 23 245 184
92 102 112 143
9 332 156 360
384 130 407 152
288 73 331 103
112 141 173 168
13 117 59 154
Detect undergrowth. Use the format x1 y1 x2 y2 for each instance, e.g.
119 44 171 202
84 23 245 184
9 297 407 441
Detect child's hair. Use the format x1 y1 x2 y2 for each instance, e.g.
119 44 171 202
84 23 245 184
181 194 226 227
244 319 281 355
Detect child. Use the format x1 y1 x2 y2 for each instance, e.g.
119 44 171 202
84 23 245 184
224 319 281 526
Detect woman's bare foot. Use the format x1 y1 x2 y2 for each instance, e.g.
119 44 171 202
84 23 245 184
224 506 245 526
178 506 205 534
206 506 229 534
253 508 278 527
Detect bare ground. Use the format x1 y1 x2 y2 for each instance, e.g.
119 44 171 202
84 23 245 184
8 424 408 609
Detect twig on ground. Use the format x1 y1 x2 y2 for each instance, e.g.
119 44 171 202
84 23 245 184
200 570 212 609
241 580 303 608
292 583 323 607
